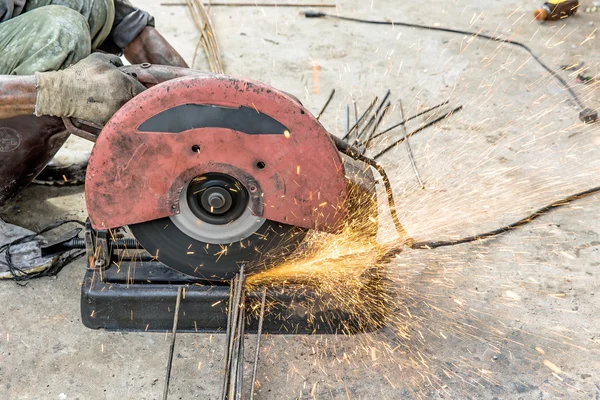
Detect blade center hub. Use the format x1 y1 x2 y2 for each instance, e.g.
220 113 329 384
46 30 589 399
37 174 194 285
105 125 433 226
201 188 231 214
187 173 249 226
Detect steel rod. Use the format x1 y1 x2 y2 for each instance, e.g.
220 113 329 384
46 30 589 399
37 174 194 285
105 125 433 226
373 105 463 160
249 288 267 400
316 89 335 120
372 100 450 140
346 104 350 133
342 97 377 141
220 281 236 399
223 266 246 400
234 289 246 400
362 101 391 151
398 101 424 188
163 286 183 400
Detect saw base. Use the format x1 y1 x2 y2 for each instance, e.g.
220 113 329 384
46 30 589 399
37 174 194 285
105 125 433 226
81 259 387 334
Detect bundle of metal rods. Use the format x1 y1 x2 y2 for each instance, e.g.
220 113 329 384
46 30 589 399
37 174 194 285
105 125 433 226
186 0 225 73
335 90 462 159
221 266 246 400
317 89 463 190
220 267 267 400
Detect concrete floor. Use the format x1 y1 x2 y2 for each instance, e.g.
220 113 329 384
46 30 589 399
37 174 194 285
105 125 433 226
1 0 600 398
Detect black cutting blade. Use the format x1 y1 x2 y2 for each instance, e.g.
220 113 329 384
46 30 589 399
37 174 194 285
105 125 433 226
129 218 306 281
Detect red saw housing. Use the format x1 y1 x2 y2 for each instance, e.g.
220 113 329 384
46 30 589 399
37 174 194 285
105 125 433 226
85 74 349 233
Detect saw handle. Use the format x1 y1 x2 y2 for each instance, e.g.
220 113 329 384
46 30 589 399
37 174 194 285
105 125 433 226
62 63 206 142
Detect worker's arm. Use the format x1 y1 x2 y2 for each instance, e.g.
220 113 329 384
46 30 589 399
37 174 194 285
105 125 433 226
0 76 36 119
124 26 188 68
0 54 145 124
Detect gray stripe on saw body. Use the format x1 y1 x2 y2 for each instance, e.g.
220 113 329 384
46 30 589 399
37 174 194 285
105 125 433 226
137 104 289 134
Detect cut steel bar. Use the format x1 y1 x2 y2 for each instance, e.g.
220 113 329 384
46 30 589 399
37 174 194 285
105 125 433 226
374 90 391 116
222 266 246 400
234 291 246 400
398 101 424 188
163 286 183 400
342 97 377 141
373 105 463 160
372 100 450 139
346 104 350 133
249 288 267 400
316 89 336 120
362 101 391 151
350 90 389 145
220 282 235 398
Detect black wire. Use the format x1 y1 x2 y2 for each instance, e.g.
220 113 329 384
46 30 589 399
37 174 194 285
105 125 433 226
304 11 586 111
330 133 600 251
410 186 600 249
330 135 411 241
0 220 85 284
313 12 597 251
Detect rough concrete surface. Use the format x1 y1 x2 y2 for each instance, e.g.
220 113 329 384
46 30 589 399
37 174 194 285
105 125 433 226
1 0 600 399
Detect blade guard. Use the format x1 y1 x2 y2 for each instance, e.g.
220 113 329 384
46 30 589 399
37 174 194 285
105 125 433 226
86 74 348 233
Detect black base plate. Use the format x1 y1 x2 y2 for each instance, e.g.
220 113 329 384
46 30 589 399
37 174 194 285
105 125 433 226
81 260 387 334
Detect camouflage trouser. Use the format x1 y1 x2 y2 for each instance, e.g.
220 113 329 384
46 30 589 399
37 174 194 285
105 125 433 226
0 0 115 75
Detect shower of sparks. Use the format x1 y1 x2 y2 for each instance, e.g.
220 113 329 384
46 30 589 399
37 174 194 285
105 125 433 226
76 3 600 398
239 5 598 398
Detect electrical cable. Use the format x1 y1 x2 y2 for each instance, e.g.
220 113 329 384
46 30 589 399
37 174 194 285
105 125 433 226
304 11 596 121
0 220 86 284
410 185 600 249
331 133 600 251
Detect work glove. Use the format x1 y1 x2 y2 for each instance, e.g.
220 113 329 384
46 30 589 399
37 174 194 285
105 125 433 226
35 53 146 125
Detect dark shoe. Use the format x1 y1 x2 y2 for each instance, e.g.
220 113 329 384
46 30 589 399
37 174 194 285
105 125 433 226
33 139 91 186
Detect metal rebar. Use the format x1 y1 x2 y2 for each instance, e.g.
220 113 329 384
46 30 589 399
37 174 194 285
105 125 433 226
398 101 424 188
362 101 391 151
346 104 350 133
220 281 236 399
374 90 391 116
353 115 375 145
342 97 377 141
222 267 245 400
351 90 390 145
372 100 450 140
249 288 267 400
316 89 336 120
373 105 463 160
223 266 246 400
163 286 183 400
234 289 246 400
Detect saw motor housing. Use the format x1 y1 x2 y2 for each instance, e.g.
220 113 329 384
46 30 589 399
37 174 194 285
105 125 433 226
76 66 384 332
84 66 377 280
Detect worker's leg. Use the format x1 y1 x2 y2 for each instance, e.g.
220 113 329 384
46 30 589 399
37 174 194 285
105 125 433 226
0 6 92 75
24 0 115 50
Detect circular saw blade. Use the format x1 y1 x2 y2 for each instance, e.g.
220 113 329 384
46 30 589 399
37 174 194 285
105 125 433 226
129 217 306 281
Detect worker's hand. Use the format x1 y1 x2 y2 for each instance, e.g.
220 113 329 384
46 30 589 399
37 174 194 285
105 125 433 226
35 53 146 125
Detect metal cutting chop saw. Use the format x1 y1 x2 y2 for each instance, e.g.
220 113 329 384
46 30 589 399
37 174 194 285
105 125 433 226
44 65 383 333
